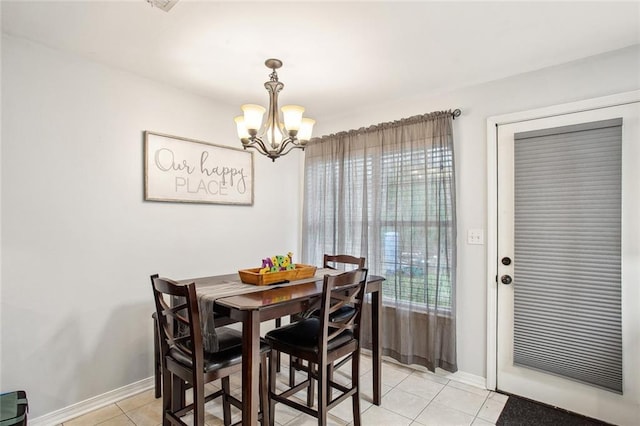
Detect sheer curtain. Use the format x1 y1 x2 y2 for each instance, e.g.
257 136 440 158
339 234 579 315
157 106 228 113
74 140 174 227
302 111 457 372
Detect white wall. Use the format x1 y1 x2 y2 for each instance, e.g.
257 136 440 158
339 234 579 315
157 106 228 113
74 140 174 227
0 35 303 417
315 44 640 378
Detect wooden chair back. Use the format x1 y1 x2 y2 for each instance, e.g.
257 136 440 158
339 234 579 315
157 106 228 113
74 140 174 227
318 268 368 357
151 277 204 377
323 254 366 271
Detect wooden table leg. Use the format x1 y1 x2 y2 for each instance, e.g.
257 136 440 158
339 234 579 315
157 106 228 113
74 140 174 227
372 288 382 405
241 309 261 425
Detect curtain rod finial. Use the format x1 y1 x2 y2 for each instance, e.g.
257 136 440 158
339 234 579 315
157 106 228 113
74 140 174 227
452 109 461 119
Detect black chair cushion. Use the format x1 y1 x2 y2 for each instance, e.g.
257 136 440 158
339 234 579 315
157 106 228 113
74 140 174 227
211 327 244 352
170 327 269 372
314 305 356 323
265 317 354 355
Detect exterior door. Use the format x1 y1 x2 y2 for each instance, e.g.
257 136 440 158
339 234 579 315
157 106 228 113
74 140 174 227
495 101 639 425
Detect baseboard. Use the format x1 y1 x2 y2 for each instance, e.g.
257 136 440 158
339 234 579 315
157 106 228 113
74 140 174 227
29 377 154 426
373 352 487 390
436 369 487 389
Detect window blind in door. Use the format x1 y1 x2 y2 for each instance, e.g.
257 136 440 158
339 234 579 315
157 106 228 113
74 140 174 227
513 118 622 393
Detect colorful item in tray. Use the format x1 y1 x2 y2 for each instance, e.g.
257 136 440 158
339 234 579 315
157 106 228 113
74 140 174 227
259 252 296 274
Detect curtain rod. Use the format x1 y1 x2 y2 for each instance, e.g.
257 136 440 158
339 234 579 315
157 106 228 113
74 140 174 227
311 108 462 142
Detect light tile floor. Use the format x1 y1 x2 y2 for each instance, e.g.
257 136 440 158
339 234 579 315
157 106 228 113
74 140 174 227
62 354 508 426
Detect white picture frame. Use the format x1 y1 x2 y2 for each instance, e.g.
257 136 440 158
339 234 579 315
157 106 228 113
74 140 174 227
144 131 254 205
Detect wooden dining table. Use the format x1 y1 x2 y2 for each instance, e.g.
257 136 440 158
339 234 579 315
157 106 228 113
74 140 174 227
180 270 384 425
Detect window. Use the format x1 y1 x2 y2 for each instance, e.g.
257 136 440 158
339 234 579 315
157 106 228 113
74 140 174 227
379 147 454 310
302 121 455 311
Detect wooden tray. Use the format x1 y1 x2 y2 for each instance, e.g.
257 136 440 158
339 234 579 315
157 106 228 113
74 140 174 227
238 264 317 286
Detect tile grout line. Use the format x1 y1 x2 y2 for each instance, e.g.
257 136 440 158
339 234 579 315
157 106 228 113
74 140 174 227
408 375 451 425
471 392 491 425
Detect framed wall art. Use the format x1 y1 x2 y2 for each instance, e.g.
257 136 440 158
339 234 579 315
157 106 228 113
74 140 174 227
144 131 254 205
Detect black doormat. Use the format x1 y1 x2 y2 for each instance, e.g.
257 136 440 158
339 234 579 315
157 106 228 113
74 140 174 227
496 393 611 426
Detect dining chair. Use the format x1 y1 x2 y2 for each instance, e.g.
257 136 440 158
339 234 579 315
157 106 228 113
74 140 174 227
287 254 366 396
151 276 270 426
266 268 368 426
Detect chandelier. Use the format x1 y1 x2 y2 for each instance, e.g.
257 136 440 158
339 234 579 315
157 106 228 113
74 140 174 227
234 59 315 162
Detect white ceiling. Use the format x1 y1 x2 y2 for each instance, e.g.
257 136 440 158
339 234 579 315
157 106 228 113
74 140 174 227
2 1 639 121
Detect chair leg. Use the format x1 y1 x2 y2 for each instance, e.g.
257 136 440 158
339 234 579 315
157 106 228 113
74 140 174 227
268 348 278 426
222 376 232 425
194 378 205 426
317 362 327 426
161 367 172 426
289 357 296 387
352 351 361 426
170 373 183 421
306 363 315 407
153 315 162 398
260 352 270 426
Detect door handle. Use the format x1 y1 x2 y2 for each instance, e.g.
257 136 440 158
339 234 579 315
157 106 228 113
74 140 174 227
501 275 513 285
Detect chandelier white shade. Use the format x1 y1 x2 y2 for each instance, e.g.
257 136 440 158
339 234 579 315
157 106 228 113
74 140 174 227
234 59 315 161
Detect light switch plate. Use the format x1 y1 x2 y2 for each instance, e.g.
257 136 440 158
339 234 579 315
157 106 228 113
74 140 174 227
467 229 484 245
